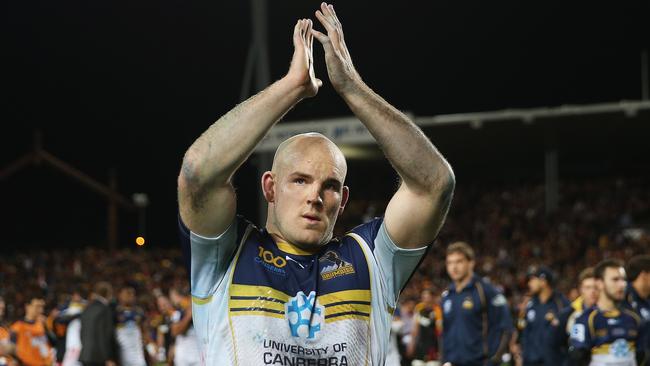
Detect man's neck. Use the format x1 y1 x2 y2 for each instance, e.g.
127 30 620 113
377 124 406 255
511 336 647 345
454 273 474 292
539 287 553 303
269 232 321 255
632 279 649 299
597 296 617 312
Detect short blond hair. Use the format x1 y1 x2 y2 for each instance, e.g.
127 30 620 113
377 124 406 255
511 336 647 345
446 241 475 261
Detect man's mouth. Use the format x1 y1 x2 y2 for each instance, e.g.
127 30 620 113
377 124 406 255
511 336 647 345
302 214 321 223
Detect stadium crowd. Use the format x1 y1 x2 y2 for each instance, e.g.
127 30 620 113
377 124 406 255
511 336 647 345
1 177 648 365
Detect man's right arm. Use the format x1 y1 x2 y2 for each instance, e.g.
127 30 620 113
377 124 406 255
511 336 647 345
568 311 593 366
178 19 321 238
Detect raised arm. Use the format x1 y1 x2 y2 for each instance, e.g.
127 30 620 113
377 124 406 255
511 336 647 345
312 3 454 249
178 19 321 237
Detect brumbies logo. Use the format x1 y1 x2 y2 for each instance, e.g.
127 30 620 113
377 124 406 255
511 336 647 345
319 251 355 280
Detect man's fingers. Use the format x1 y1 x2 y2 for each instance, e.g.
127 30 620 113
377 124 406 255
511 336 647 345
310 29 331 48
315 9 336 35
300 19 307 40
306 19 313 51
328 4 343 31
293 19 303 48
320 2 336 27
316 5 345 52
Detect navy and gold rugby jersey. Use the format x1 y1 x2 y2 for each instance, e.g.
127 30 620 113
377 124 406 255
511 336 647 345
115 306 147 366
570 306 643 366
179 216 428 366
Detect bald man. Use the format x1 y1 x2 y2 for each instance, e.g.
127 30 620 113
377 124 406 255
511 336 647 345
177 3 455 365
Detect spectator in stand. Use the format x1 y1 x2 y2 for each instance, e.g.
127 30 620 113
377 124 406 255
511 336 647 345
398 298 417 366
408 288 442 366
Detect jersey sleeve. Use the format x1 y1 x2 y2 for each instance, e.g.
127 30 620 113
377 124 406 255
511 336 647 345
351 217 428 306
178 215 241 299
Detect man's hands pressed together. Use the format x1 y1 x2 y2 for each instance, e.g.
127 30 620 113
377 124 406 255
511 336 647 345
312 3 362 95
287 18 322 99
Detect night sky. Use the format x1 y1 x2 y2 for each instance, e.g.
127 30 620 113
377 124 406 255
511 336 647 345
3 0 649 248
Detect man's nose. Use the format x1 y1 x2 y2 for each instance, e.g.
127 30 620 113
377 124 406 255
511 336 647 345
307 186 324 205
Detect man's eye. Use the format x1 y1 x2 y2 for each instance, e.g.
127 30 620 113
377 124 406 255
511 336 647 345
294 178 305 184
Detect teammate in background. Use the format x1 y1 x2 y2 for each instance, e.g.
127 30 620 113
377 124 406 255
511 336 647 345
0 296 18 366
150 294 174 364
169 288 199 366
441 242 513 366
60 292 86 366
408 288 442 365
54 289 87 366
10 297 54 366
624 255 650 365
555 267 600 365
569 259 645 366
519 266 570 366
177 2 454 365
115 286 147 366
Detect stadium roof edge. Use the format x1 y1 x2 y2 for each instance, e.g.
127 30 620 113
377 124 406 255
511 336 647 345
254 100 650 153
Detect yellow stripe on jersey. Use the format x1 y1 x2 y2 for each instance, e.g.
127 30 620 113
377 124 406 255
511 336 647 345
192 295 213 305
230 284 290 302
588 309 598 336
229 299 286 313
592 341 635 355
275 241 319 255
229 310 285 319
319 289 371 306
621 308 642 325
325 303 371 316
325 313 370 323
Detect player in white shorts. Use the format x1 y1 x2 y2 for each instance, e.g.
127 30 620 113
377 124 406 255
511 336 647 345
115 286 147 366
169 289 200 366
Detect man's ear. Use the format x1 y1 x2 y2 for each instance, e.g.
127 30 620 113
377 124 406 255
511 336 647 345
338 186 350 216
261 171 275 203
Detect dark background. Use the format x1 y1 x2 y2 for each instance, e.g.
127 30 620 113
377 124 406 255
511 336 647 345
3 0 649 248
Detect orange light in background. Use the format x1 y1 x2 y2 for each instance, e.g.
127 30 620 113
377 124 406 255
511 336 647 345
136 236 146 246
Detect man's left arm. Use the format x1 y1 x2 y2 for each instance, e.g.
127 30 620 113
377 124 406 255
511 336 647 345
312 3 454 249
487 289 514 363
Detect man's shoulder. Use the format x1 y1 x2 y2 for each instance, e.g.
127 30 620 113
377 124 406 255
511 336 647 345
344 217 384 246
574 307 598 324
179 213 257 239
9 320 24 332
473 276 505 303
